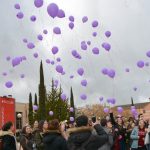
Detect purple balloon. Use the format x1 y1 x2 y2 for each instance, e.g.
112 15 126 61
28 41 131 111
70 75 74 79
37 34 43 41
146 51 150 57
107 69 115 78
61 94 66 100
46 59 51 64
117 107 123 113
43 29 48 34
34 0 43 8
56 57 61 62
104 107 109 113
49 111 54 116
51 61 55 65
77 68 84 76
33 53 38 58
70 107 74 112
80 94 87 100
81 79 87 87
81 44 87 50
6 56 11 61
125 68 130 72
92 47 99 55
53 27 61 34
99 97 104 102
92 20 98 28
72 50 77 57
105 31 111 38
92 32 97 37
87 41 91 45
131 108 136 114
20 74 25 78
23 38 28 43
27 42 35 49
16 12 24 19
69 22 74 30
57 9 65 18
12 57 21 67
33 105 38 111
82 16 88 23
56 65 63 73
103 43 111 51
101 68 108 75
14 4 20 9
2 72 7 76
70 117 74 122
5 81 13 88
52 46 59 55
47 3 59 18
137 60 144 68
69 16 74 22
30 15 36 22
22 56 27 60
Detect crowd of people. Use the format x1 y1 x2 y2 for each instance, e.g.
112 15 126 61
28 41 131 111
0 111 150 150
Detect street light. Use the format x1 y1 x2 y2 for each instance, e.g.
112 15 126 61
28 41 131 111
17 113 22 132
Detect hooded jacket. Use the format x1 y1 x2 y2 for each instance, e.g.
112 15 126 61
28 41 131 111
43 130 68 150
67 126 108 150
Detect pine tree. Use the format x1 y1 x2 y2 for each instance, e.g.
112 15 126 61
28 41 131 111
46 80 69 121
28 93 34 125
38 61 46 120
70 87 75 118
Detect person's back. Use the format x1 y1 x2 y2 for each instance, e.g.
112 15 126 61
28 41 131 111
43 131 68 150
43 119 68 150
67 115 108 150
1 121 16 150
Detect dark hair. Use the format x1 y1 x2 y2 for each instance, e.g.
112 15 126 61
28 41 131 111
100 119 107 127
76 115 88 127
2 121 13 131
138 113 143 119
22 125 31 134
49 119 59 130
38 120 46 132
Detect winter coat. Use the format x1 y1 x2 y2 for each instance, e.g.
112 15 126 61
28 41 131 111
43 130 68 150
98 126 113 150
20 133 34 150
33 130 44 150
1 134 17 150
110 112 126 150
130 126 139 149
67 126 108 150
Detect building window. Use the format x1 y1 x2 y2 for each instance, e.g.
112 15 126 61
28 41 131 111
16 112 22 129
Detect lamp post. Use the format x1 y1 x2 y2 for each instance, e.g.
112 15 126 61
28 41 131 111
17 113 22 132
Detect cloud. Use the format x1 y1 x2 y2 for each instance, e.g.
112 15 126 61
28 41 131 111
0 0 150 107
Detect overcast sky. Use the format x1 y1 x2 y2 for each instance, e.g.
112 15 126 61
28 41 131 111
1 0 150 107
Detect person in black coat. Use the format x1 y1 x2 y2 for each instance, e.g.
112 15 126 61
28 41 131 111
20 125 34 150
67 115 108 150
1 121 17 150
43 119 68 150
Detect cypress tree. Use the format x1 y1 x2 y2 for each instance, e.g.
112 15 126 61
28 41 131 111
131 97 134 106
38 61 46 120
28 93 34 125
34 93 38 105
70 87 75 118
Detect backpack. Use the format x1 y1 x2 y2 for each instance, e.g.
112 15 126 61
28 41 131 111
0 136 3 150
